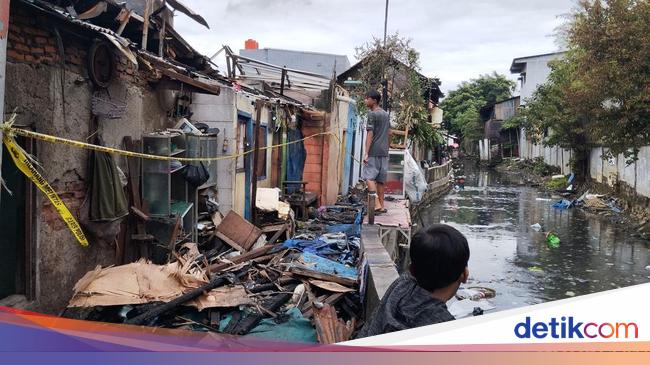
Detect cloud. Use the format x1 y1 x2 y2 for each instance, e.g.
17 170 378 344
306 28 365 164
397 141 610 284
172 0 574 92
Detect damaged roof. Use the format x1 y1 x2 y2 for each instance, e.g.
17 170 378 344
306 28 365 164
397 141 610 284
20 0 220 94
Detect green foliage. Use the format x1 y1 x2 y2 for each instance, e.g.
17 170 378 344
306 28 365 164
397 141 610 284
523 0 650 168
354 33 443 149
532 157 561 176
567 0 650 162
546 177 568 190
440 73 515 143
410 119 445 151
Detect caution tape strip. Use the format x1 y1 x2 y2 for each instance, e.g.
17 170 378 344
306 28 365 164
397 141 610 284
0 120 362 246
1 124 340 162
2 134 89 246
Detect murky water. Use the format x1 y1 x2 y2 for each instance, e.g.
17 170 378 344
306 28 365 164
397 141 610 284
415 166 650 312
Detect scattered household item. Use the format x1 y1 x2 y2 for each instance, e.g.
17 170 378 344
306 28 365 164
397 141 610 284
552 199 573 209
448 299 495 319
404 149 428 203
546 232 561 248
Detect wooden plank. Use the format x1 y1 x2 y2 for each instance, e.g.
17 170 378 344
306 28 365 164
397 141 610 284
261 223 286 233
216 210 262 251
251 100 263 224
215 231 246 252
131 206 150 221
289 266 357 287
141 0 152 50
158 68 221 95
266 224 287 245
208 244 277 273
303 293 345 318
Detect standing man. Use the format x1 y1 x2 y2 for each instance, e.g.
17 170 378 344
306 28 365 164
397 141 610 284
363 90 390 214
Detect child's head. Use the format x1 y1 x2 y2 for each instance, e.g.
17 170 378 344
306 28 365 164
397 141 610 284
409 224 470 294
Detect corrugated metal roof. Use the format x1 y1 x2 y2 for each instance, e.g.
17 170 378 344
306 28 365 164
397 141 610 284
239 48 350 77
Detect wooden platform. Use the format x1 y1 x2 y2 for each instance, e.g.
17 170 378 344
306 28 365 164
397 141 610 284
364 199 412 247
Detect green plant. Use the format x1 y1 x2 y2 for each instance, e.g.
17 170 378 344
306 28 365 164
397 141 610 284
353 33 444 149
546 177 568 190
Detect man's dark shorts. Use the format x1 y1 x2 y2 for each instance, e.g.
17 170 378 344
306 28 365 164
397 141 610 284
363 156 388 184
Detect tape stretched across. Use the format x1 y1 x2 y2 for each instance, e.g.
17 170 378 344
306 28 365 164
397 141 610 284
2 135 89 246
1 124 360 164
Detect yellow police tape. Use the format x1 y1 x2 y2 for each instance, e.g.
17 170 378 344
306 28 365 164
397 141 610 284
2 134 89 246
1 120 360 247
2 125 342 162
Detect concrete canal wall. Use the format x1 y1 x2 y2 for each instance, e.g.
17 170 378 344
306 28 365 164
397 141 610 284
519 129 650 199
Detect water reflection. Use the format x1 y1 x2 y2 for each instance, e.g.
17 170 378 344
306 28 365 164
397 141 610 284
415 166 650 311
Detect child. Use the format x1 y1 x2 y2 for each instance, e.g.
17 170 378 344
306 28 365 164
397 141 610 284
357 224 470 337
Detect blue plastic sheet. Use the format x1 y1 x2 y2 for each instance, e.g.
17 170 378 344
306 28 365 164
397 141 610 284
298 252 358 281
552 199 573 209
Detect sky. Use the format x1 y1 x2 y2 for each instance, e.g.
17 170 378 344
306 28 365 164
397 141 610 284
173 0 575 94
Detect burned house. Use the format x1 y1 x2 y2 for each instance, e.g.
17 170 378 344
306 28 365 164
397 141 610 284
0 0 363 323
0 0 225 311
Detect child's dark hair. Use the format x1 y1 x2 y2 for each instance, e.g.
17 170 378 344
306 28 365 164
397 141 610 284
365 90 381 103
409 224 470 291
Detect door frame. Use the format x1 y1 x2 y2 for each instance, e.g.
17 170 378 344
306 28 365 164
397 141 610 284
0 134 36 301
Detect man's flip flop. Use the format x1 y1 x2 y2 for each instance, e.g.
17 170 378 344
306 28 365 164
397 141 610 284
374 208 388 214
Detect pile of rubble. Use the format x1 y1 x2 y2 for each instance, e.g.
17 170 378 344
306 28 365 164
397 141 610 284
64 204 366 344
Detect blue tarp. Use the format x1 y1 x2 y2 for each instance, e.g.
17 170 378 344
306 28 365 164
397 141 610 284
298 252 358 281
552 199 573 209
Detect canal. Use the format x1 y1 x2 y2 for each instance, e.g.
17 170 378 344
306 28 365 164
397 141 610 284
414 165 650 312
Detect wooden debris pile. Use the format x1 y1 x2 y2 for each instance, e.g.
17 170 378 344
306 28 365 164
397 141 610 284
64 205 366 344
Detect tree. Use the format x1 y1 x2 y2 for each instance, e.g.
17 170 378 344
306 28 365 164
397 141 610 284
513 0 650 181
511 57 591 178
440 73 515 149
353 33 443 150
566 0 650 163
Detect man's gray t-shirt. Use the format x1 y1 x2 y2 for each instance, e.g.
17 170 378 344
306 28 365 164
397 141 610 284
367 108 390 157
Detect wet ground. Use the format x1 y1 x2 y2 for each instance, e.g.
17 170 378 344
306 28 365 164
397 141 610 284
414 165 650 312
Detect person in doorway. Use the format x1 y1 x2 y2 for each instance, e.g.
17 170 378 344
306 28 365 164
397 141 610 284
357 224 470 338
363 90 390 214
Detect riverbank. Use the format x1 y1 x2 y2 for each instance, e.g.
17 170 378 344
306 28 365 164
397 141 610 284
495 158 650 241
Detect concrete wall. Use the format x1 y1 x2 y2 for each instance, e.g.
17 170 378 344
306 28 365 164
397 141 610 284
191 88 237 214
518 128 573 174
518 53 564 104
361 225 399 317
519 129 650 198
191 89 275 217
4 2 169 312
589 146 650 198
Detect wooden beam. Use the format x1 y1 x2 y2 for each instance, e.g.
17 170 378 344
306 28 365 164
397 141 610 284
141 0 152 50
158 2 167 57
158 67 221 95
250 100 264 224
280 67 287 95
208 244 280 273
289 267 357 287
215 231 246 252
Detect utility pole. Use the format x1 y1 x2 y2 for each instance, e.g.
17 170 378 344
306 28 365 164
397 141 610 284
382 0 389 111
0 0 11 207
383 0 389 46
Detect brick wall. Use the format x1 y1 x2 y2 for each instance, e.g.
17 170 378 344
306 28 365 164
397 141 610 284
302 125 324 198
7 2 142 85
